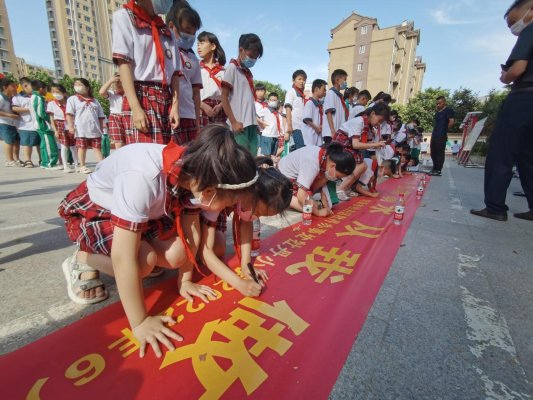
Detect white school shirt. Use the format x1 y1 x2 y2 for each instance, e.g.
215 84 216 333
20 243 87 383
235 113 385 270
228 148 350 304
255 101 267 132
0 94 17 126
222 61 256 128
420 141 429 152
12 94 35 131
262 107 281 139
47 100 66 121
349 104 365 120
200 64 224 101
284 87 305 131
112 8 181 84
66 95 105 138
322 88 347 138
339 117 365 139
87 143 168 224
302 99 323 146
359 158 375 186
278 145 322 192
178 47 203 119
108 91 124 115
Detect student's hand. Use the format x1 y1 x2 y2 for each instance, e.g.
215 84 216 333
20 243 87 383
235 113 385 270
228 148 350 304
10 113 20 119
243 268 268 286
133 106 150 132
236 278 263 297
316 125 322 134
132 315 183 358
204 105 215 118
231 120 244 133
213 104 223 115
376 141 387 148
169 105 180 130
369 192 380 198
179 280 217 303
313 207 330 217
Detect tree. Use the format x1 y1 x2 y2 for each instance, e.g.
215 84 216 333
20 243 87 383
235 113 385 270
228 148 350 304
449 87 482 132
253 80 286 104
395 87 449 133
480 89 509 138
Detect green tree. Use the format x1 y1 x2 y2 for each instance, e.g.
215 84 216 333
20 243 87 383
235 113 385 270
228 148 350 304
480 89 509 137
396 87 450 133
254 80 286 104
449 87 482 132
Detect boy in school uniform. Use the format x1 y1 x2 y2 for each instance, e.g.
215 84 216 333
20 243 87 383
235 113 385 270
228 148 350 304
302 79 327 146
0 77 21 167
284 69 307 150
12 77 40 168
322 69 349 143
254 83 268 133
349 89 371 119
259 92 282 157
221 33 263 154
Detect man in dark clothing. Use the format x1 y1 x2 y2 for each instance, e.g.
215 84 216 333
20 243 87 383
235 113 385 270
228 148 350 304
429 97 454 176
471 0 533 222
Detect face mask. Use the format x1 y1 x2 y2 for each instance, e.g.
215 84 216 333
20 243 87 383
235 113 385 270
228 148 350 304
190 192 217 210
325 166 338 182
236 203 258 222
152 0 174 15
511 8 532 36
268 100 278 109
74 86 87 95
340 82 348 90
52 93 64 101
241 56 257 69
177 32 196 49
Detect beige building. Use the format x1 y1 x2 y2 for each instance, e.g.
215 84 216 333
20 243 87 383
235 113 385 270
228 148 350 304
46 0 125 82
0 0 18 77
328 12 426 105
17 57 56 79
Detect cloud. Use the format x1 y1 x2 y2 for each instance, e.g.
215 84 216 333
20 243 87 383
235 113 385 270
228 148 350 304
432 10 495 25
469 33 516 57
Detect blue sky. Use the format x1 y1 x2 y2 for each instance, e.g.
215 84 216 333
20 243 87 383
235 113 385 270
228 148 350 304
6 0 516 95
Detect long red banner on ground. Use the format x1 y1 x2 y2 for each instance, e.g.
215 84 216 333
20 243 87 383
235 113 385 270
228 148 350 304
1 174 427 400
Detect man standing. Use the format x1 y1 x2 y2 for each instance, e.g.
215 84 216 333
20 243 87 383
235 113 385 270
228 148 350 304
429 96 454 176
471 0 533 222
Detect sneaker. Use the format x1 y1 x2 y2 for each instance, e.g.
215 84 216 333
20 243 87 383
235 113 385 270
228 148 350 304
336 191 349 201
4 160 16 167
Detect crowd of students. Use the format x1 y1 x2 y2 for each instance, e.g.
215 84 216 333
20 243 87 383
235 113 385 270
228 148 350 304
0 0 428 358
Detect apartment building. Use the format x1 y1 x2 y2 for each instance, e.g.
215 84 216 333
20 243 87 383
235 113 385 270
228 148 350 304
0 0 17 76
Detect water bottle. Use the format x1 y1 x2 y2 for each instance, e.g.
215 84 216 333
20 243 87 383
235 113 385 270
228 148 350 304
416 182 424 200
303 192 313 226
393 193 405 225
251 218 261 257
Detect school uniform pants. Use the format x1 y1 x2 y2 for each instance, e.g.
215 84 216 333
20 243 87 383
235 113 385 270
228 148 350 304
235 125 258 155
37 129 59 167
291 129 305 150
484 90 533 214
430 135 447 172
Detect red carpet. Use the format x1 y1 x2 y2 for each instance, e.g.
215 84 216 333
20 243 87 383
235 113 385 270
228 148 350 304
2 174 428 400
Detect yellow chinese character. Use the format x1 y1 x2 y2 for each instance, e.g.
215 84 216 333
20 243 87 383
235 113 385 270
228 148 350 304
308 227 327 235
380 195 397 203
269 244 292 258
295 232 315 241
316 222 333 229
285 246 360 284
254 256 275 267
108 329 140 358
282 238 306 249
336 220 385 239
369 204 395 215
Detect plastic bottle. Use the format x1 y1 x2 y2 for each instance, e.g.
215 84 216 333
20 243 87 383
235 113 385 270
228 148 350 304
393 193 405 225
251 218 261 257
416 181 424 200
303 192 313 226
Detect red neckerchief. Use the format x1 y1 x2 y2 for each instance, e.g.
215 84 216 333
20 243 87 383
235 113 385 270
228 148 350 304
200 61 224 89
309 147 328 192
310 97 323 126
123 0 171 86
361 114 371 144
76 94 94 105
331 88 349 120
232 208 242 262
54 99 67 118
230 59 256 100
161 141 204 276
293 85 308 105
272 109 281 134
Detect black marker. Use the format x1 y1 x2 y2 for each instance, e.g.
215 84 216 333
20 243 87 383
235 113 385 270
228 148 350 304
247 262 260 284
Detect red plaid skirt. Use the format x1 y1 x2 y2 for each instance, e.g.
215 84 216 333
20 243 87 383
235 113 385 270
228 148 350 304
76 137 102 150
58 181 176 255
289 179 310 197
123 81 173 145
54 120 75 147
199 98 227 129
108 113 125 144
333 129 363 164
200 211 228 232
172 118 197 145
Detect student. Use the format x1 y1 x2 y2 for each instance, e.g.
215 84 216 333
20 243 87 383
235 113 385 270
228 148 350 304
420 137 429 160
112 0 181 145
302 78 326 146
221 33 263 154
197 31 227 128
12 77 40 168
322 69 349 144
344 86 359 108
58 125 261 358
0 77 21 167
348 89 371 120
333 103 389 200
278 142 356 216
30 80 60 170
253 83 268 134
284 69 307 150
167 2 203 144
99 74 125 149
200 157 292 296
66 78 105 174
451 140 461 159
368 91 392 108
259 92 282 157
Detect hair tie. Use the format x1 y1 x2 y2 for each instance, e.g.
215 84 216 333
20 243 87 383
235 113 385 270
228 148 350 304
217 172 259 190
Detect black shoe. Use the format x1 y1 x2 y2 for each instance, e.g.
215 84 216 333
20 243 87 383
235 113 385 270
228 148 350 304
429 170 442 176
470 208 508 221
514 211 533 221
513 191 526 197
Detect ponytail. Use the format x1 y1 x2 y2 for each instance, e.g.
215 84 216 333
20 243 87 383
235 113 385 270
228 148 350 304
322 142 356 175
197 31 227 66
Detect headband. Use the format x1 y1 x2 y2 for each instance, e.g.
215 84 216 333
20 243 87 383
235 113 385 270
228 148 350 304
217 172 259 190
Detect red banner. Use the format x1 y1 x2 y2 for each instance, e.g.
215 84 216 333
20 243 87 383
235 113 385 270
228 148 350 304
1 174 428 400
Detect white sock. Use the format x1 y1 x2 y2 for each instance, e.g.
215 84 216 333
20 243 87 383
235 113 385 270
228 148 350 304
60 145 69 169
70 146 79 166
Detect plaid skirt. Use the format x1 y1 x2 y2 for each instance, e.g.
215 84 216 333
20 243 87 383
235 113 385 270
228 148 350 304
172 118 197 145
54 120 75 147
123 81 173 145
200 211 228 232
76 137 102 150
108 113 125 144
58 181 175 255
199 98 227 129
333 129 363 164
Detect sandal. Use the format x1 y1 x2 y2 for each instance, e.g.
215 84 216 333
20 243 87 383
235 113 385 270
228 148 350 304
23 161 34 168
78 166 91 174
62 252 108 305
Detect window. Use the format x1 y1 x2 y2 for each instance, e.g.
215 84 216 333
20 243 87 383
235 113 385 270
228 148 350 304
86 26 92 32
355 81 363 89
359 45 366 54
361 25 368 35
88 37 94 43
83 5 89 11
84 16 90 22
357 63 363 72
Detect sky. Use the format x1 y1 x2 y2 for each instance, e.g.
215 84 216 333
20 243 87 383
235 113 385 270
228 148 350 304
5 0 517 96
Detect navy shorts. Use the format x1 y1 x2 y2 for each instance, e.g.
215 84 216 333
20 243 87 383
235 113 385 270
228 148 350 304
19 130 40 147
0 124 19 145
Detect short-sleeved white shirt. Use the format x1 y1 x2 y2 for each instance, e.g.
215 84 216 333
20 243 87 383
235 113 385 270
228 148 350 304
302 99 323 146
178 48 203 119
112 9 181 84
12 94 35 131
322 89 347 138
339 117 365 138
279 145 322 191
66 95 105 138
262 107 282 138
87 143 167 224
200 64 224 101
349 104 365 120
47 100 66 121
359 158 375 185
108 91 124 115
0 94 17 126
255 101 267 132
222 61 256 128
284 87 305 130
421 141 429 152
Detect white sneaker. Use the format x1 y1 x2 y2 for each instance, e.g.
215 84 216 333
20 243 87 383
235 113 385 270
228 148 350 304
336 191 349 201
64 167 75 173
78 166 91 174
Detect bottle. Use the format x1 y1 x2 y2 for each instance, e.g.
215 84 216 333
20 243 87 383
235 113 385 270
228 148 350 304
251 218 261 257
303 191 313 226
416 182 424 200
393 193 405 225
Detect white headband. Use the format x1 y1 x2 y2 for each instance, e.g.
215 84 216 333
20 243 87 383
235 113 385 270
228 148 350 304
217 172 259 190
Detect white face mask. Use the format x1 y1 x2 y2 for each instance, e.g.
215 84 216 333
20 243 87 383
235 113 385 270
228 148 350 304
74 86 86 95
268 100 278 109
190 191 217 210
236 202 257 222
325 166 338 182
52 93 64 101
152 0 174 15
511 8 532 36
